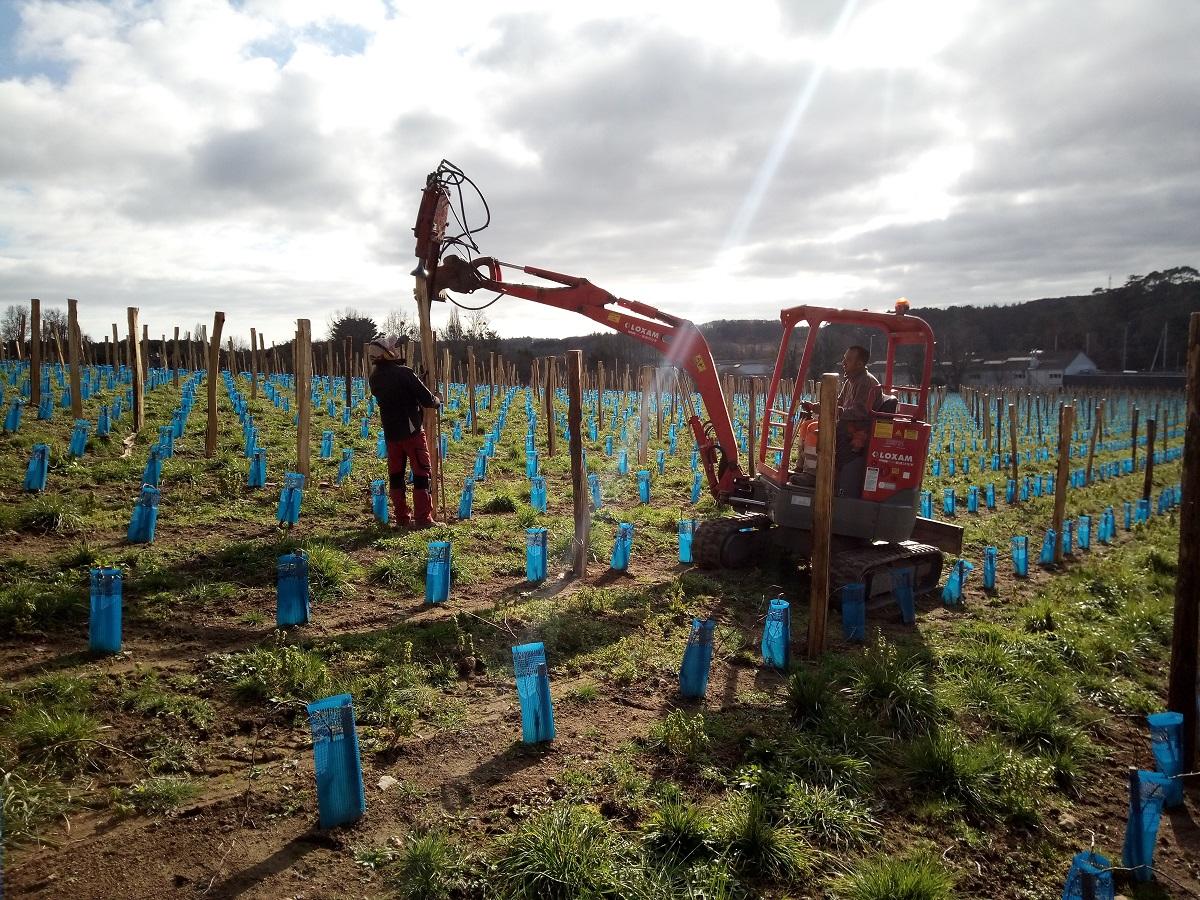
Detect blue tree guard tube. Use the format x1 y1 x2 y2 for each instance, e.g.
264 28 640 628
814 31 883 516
967 485 978 513
1020 478 1030 502
678 519 695 563
894 566 916 624
248 448 268 487
473 449 488 480
458 477 475 519
1039 529 1056 565
277 472 305 525
656 449 666 474
1147 711 1185 808
376 431 387 459
1123 500 1133 531
4 399 22 433
37 395 52 419
941 559 973 606
931 458 940 476
512 642 555 744
127 485 160 543
605 435 614 456
1006 478 1016 503
320 429 334 459
142 447 163 488
1078 515 1091 551
277 551 310 627
761 597 791 670
307 694 366 829
335 448 352 485
617 448 628 475
691 448 699 471
530 475 547 513
679 618 715 698
89 567 123 654
525 449 539 478
96 403 110 437
370 479 389 523
691 472 703 504
982 546 998 590
1012 536 1029 577
986 482 997 509
24 443 49 492
68 419 90 458
525 527 548 583
1060 851 1114 900
588 473 602 509
920 490 932 518
1136 498 1150 524
1122 769 1171 882
360 418 370 439
158 425 174 458
840 583 866 642
637 470 651 504
1063 519 1074 555
425 541 451 603
610 522 634 571
942 488 956 516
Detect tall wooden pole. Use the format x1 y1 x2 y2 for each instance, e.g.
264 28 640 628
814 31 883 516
141 323 149 382
1008 403 1019 488
1142 419 1157 501
205 312 225 457
343 336 353 410
467 346 478 434
747 377 758 478
111 323 121 369
568 350 589 578
128 308 144 432
249 328 258 399
413 279 441 511
66 298 83 419
1131 407 1140 472
637 365 652 465
1085 400 1103 484
1168 312 1200 773
172 326 180 388
806 373 838 658
29 299 41 406
544 357 556 456
1052 404 1074 565
295 319 312 477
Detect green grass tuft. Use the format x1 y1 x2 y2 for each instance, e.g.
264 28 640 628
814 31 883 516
829 849 955 900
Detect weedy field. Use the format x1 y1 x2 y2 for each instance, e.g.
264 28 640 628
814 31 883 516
0 361 1195 900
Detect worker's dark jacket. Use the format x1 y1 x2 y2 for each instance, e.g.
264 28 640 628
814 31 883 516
368 362 439 441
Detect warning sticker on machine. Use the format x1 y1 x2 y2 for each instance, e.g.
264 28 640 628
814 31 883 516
864 467 880 493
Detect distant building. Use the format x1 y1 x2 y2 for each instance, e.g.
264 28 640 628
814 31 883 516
962 350 1097 388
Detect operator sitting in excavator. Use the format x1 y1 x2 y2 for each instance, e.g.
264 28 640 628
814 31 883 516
835 344 882 497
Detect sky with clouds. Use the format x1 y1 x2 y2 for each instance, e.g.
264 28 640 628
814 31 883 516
1 0 1197 345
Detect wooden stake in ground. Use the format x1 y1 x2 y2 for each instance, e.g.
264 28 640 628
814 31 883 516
1085 400 1103 484
1131 406 1140 472
128 307 144 432
567 349 589 578
172 327 181 388
467 346 478 434
295 319 312 478
111 323 121 369
1142 419 1156 501
1009 403 1019 488
67 298 83 419
141 324 150 381
544 357 556 456
205 312 225 458
30 299 41 406
344 336 353 410
638 365 652 465
1051 404 1074 565
249 328 258 399
1168 311 1200 773
806 373 838 658
747 377 758 478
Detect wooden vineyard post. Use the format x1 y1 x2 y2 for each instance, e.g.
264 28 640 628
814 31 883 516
295 319 312 478
747 377 758 477
982 393 991 451
205 312 225 458
249 328 258 399
1008 403 1019 487
544 357 556 456
1131 407 1140 473
171 327 180 388
343 337 353 409
259 332 267 377
1142 418 1156 501
638 365 652 465
568 350 589 578
128 308 144 432
413 279 441 512
806 373 838 658
67 298 83 419
1168 311 1199 772
110 323 120 369
30 298 41 406
467 346 478 434
441 348 451 400
1052 404 1074 565
51 324 65 365
1085 400 1103 484
227 337 234 374
141 324 149 382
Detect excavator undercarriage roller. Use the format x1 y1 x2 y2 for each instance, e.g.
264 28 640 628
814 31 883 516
694 514 773 569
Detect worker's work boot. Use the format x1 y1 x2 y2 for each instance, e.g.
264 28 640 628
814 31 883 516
413 488 437 528
390 490 412 527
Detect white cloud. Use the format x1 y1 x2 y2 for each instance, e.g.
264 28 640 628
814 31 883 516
0 0 1196 344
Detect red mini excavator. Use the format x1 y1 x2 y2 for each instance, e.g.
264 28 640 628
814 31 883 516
413 161 963 599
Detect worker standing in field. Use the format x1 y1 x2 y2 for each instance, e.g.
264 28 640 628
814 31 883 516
368 336 441 528
835 344 881 497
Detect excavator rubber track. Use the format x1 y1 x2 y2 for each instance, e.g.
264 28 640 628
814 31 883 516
830 541 944 607
694 514 774 569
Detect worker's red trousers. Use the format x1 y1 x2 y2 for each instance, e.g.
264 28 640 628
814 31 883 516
385 431 434 525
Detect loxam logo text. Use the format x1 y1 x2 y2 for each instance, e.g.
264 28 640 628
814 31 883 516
877 451 914 464
623 323 660 340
